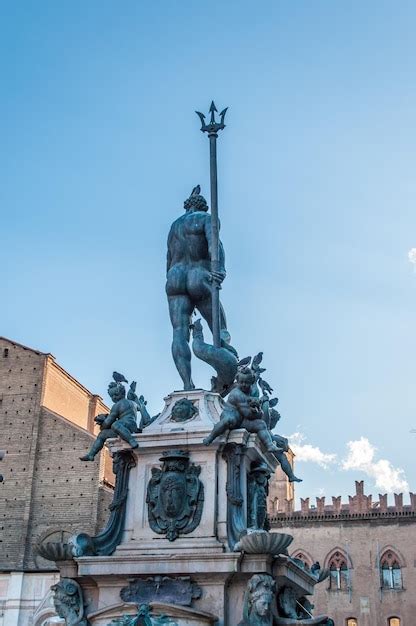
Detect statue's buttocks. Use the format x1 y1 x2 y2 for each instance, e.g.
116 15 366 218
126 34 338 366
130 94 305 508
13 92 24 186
166 211 212 301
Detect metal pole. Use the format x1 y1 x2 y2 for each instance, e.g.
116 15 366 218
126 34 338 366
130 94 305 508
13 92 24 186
196 101 228 349
209 131 220 347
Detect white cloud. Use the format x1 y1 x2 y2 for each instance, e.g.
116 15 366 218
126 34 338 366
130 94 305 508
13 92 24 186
287 432 337 469
342 437 408 494
408 247 416 266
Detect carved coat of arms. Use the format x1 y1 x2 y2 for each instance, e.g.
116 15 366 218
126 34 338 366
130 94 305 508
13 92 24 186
146 450 204 541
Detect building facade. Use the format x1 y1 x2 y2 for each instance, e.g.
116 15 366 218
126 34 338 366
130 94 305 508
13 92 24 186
267 448 295 514
0 337 114 626
270 480 416 626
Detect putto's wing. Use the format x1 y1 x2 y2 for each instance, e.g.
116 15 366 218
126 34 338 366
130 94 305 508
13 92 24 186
238 356 252 367
191 184 201 196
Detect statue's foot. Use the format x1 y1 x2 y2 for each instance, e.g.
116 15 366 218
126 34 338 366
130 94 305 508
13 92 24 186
183 376 196 391
129 440 139 449
202 437 211 446
289 476 303 483
80 454 94 462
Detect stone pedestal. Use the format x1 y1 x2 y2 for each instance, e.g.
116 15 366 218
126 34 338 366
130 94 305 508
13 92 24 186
53 390 328 625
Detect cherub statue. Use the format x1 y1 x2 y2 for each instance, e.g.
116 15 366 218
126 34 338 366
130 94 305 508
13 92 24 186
203 367 280 453
80 373 139 461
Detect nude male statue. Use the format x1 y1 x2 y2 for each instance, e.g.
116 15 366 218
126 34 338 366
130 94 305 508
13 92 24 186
166 185 230 390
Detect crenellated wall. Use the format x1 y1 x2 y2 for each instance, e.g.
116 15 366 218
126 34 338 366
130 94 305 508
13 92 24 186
269 480 416 522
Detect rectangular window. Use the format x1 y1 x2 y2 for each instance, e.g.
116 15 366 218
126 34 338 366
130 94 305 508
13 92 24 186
382 568 393 589
392 569 402 589
330 569 340 589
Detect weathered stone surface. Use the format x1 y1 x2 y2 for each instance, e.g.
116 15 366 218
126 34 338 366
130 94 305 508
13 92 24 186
120 576 202 606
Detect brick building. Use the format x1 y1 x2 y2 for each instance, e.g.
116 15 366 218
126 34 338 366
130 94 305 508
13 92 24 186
0 337 114 626
267 448 296 514
270 480 416 626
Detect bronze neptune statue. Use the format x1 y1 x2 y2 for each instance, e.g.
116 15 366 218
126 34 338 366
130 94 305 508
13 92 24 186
166 185 237 392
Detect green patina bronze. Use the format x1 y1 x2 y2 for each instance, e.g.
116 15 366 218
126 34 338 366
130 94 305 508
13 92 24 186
166 183 238 394
109 604 178 626
80 372 140 462
238 575 276 626
146 450 204 541
70 449 136 557
170 398 197 423
248 462 271 531
51 578 89 626
202 366 280 453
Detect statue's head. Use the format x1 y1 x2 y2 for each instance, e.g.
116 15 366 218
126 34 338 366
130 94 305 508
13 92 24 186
251 462 271 486
184 185 209 213
236 367 255 393
51 579 83 622
246 574 275 621
171 398 197 422
108 382 126 402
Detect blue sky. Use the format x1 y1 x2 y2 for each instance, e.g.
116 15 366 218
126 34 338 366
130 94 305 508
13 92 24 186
2 1 416 505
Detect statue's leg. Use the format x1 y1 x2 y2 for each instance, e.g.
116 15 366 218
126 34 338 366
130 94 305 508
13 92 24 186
255 425 280 453
197 297 227 332
80 433 107 461
168 294 195 390
112 421 139 448
274 450 302 482
203 411 241 445
202 420 230 446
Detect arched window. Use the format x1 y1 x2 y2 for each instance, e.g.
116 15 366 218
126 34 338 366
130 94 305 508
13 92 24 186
346 619 358 626
292 551 312 570
388 618 401 626
328 550 349 591
380 550 402 590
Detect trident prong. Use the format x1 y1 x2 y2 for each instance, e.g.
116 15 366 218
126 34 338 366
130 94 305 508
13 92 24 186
195 101 228 136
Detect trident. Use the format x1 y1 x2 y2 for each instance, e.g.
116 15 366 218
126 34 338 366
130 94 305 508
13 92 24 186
195 101 228 348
